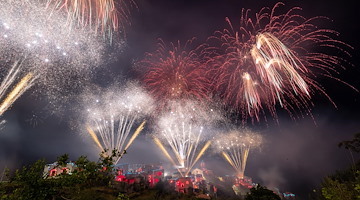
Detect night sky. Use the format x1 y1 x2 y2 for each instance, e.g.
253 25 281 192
1 0 360 199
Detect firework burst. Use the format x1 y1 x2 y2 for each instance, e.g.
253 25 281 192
139 39 211 107
82 82 154 164
214 129 263 178
154 100 220 176
0 0 105 114
0 0 103 68
46 0 132 41
209 2 355 122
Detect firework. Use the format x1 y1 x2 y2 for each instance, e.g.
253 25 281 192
46 0 132 40
0 61 36 121
86 126 104 152
153 137 179 170
0 73 34 116
25 111 45 128
214 129 263 178
0 120 5 129
209 2 354 121
139 39 211 106
155 100 220 177
83 82 154 165
0 0 105 112
0 0 103 69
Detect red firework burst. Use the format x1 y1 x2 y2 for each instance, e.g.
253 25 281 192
46 0 134 40
209 2 355 122
139 39 211 106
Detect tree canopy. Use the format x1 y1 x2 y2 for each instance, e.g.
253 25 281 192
245 185 281 200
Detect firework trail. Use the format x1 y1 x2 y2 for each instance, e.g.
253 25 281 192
209 2 355 122
187 140 211 174
46 0 132 40
139 39 211 107
214 129 263 178
0 61 36 123
0 120 5 130
86 125 104 152
153 137 178 168
155 100 220 176
83 82 154 165
0 73 34 116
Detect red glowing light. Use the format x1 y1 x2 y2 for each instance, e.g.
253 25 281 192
139 39 211 107
208 2 354 122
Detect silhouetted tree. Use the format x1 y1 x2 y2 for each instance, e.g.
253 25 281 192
311 133 360 200
75 155 90 171
245 185 281 200
339 133 360 153
56 153 69 166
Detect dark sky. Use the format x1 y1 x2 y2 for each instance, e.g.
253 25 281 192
1 0 360 199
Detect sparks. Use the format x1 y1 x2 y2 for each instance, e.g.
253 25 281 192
155 100 220 176
209 2 354 122
214 129 263 178
0 61 36 119
46 0 133 41
82 82 154 165
139 39 211 109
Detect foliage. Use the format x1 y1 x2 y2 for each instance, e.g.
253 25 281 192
117 193 130 200
321 177 355 200
74 155 89 170
318 167 360 200
0 149 124 200
311 133 360 200
245 185 281 200
100 149 122 169
339 133 360 153
4 159 55 200
56 153 69 166
0 148 268 200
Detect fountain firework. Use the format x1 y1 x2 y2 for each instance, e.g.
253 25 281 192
209 2 356 122
154 100 220 177
83 83 154 164
214 129 263 178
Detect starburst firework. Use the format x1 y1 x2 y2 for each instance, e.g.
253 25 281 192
46 0 132 40
140 39 211 107
209 2 355 122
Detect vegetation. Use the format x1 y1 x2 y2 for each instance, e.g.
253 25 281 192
0 148 281 200
7 132 360 200
310 133 360 200
338 133 360 153
4 131 359 200
244 185 281 200
0 150 126 200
